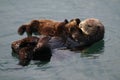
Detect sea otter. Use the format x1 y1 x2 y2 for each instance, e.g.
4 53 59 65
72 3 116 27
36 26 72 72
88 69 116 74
77 18 105 47
17 18 82 43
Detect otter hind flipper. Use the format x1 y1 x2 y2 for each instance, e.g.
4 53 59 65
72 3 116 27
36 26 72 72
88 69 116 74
18 25 27 35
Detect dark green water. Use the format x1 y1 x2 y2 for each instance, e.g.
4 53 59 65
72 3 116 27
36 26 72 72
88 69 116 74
0 0 120 80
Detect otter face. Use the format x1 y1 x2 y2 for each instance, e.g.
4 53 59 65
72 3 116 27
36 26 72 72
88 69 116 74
65 18 81 41
69 26 81 41
79 18 104 36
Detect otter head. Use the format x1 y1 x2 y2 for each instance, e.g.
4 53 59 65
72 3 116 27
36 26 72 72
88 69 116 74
79 18 104 36
65 18 81 41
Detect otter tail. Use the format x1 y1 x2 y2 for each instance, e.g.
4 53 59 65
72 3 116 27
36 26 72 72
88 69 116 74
18 25 27 35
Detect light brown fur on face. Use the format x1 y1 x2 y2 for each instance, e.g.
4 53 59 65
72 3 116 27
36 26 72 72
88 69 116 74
65 18 80 31
79 18 104 36
77 18 105 46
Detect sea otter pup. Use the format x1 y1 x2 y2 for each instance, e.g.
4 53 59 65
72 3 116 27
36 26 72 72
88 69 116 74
18 19 68 37
17 18 83 42
11 36 52 66
77 18 105 47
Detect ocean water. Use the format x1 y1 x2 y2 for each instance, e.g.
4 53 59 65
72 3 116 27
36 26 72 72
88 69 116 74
0 0 120 80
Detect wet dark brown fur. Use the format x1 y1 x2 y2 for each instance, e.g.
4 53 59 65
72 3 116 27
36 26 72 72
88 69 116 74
11 36 52 66
18 47 34 66
11 36 39 54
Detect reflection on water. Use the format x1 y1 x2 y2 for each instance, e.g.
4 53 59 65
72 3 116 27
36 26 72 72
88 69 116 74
80 40 104 58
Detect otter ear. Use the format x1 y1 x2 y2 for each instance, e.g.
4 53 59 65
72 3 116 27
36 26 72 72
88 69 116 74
64 19 69 23
75 18 81 25
30 20 39 26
